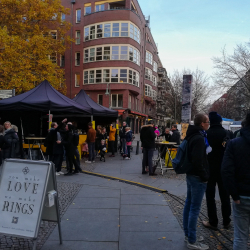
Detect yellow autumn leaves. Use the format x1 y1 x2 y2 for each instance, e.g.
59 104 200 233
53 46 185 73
0 0 72 94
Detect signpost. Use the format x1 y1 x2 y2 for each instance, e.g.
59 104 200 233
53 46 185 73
0 89 15 99
181 75 192 140
0 159 62 249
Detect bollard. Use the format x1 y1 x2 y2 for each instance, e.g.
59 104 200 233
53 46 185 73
136 140 140 155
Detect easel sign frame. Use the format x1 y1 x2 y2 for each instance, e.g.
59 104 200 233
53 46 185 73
0 159 62 250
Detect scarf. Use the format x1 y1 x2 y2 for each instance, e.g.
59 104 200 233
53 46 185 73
199 130 212 154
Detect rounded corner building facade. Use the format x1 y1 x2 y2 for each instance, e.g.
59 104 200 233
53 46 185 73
60 0 168 132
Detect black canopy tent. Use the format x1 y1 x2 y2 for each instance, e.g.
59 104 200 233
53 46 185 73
73 89 118 117
0 80 93 137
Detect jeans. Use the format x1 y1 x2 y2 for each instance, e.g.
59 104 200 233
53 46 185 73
142 148 154 174
183 175 207 244
206 176 231 227
127 146 131 158
122 138 127 154
233 198 250 250
53 154 63 172
88 142 95 161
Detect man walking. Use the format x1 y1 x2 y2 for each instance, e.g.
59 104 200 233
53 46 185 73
85 122 96 163
183 114 210 250
119 121 127 155
202 112 231 230
140 120 156 176
170 124 181 145
222 113 250 250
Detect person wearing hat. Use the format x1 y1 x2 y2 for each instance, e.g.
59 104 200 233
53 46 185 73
202 111 231 230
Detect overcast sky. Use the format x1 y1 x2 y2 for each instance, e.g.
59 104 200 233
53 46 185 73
138 0 250 82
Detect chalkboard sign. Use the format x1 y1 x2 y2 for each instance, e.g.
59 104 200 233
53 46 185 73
0 159 62 249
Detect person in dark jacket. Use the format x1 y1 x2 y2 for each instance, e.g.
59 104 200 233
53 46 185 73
140 120 156 175
221 113 250 250
202 112 231 231
3 121 19 159
120 121 127 155
183 114 210 250
170 124 181 145
99 139 107 162
0 125 10 165
61 120 81 175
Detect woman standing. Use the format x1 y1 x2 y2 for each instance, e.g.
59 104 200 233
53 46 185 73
3 121 19 159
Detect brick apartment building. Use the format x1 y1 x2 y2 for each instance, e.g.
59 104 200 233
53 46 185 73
60 0 169 132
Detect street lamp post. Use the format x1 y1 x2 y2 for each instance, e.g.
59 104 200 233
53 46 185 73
105 83 111 109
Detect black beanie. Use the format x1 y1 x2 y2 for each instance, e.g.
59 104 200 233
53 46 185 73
209 111 222 125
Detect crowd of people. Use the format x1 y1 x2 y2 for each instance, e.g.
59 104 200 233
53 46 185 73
181 112 250 250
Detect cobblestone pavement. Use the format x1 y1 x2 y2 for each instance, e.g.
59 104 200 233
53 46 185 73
0 182 82 250
165 193 250 250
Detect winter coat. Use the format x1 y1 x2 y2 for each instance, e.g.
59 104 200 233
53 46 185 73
100 132 107 141
221 127 250 200
185 125 210 182
3 129 19 159
125 130 133 142
160 132 172 141
0 134 10 165
109 126 116 141
170 129 181 145
140 125 156 149
206 124 227 179
86 127 96 143
45 123 64 155
60 124 77 154
119 126 127 139
95 130 103 150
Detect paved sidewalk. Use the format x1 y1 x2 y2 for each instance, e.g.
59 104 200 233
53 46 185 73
42 137 188 250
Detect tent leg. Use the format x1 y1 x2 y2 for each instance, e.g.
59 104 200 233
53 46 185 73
91 115 93 122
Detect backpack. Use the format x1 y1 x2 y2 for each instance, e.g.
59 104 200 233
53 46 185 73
172 135 196 174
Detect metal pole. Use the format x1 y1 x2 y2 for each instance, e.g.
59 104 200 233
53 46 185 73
136 141 139 155
174 94 176 122
48 110 51 130
109 83 111 109
91 115 93 122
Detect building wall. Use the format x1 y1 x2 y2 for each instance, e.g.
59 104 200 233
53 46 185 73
60 0 166 130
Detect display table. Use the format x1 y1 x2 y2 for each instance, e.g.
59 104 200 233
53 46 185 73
154 141 177 175
25 137 46 160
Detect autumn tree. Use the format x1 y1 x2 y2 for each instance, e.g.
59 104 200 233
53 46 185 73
0 0 71 94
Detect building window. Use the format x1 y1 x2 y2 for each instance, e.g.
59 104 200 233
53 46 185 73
98 95 103 105
76 9 81 23
153 61 157 72
60 55 65 67
112 94 123 108
145 68 152 81
75 31 80 44
152 90 157 100
61 13 65 22
84 27 89 41
75 73 80 87
96 4 104 12
49 53 57 63
85 6 91 15
83 44 140 65
75 52 80 66
145 84 152 97
51 31 57 40
146 51 153 65
83 67 139 87
95 70 102 83
152 75 157 86
84 21 140 44
84 71 88 84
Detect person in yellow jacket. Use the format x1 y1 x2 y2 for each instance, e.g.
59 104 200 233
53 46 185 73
109 124 116 157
